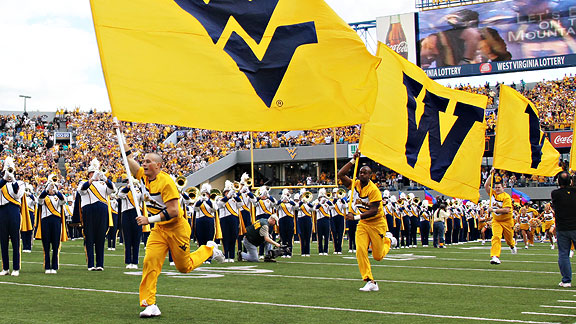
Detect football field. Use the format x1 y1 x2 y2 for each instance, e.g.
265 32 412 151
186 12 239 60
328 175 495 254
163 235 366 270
1 239 575 324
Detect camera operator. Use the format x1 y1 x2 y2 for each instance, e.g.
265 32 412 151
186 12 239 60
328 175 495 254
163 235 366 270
238 215 281 262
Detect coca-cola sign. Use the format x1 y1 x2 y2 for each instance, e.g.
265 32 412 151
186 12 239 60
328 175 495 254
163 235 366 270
550 131 573 148
388 41 408 56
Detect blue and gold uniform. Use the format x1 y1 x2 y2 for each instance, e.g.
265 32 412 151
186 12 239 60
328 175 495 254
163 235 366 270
35 189 68 273
118 185 143 268
0 178 27 275
216 189 241 261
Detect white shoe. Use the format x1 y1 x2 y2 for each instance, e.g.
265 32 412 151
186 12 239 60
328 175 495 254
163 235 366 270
107 248 113 251
558 282 572 288
228 259 234 263
510 246 517 255
88 267 96 271
348 250 353 253
481 240 485 245
286 255 291 259
490 256 501 265
140 304 161 318
126 264 132 269
524 245 528 249
0 270 9 276
22 250 31 253
386 232 397 248
132 264 138 269
337 252 342 255
359 281 379 292
570 250 574 258
11 270 19 277
51 270 57 274
95 267 104 271
169 262 175 266
206 241 224 263
45 270 51 274
551 245 555 250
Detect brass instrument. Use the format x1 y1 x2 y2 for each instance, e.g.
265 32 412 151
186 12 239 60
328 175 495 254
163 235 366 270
326 191 333 199
301 191 313 203
210 188 222 200
101 167 109 176
185 187 199 201
336 188 347 199
3 156 15 174
413 197 420 205
245 177 253 187
233 181 242 192
176 176 187 192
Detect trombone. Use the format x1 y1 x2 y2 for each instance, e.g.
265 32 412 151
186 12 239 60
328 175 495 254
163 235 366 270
176 176 187 193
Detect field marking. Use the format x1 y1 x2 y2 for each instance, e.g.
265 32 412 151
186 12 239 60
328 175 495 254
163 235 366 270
522 312 576 318
0 281 560 324
228 273 572 293
540 305 576 309
558 300 576 303
284 261 557 275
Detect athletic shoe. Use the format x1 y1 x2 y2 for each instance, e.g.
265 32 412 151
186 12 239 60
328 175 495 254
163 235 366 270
524 246 528 249
51 270 57 274
286 255 291 259
10 270 19 277
95 267 104 271
0 270 9 276
510 246 517 255
169 262 175 266
481 240 485 246
385 232 397 248
207 241 224 263
490 256 501 265
336 252 342 255
132 264 138 269
45 270 51 274
228 259 234 263
359 281 379 292
22 250 31 253
140 304 161 318
558 282 572 288
88 267 96 271
126 264 132 269
551 245 555 250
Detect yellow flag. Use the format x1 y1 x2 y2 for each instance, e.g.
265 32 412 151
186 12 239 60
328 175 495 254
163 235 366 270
494 85 561 176
359 43 487 202
91 0 379 131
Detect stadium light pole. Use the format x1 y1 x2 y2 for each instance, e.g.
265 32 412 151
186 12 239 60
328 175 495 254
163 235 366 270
19 95 31 113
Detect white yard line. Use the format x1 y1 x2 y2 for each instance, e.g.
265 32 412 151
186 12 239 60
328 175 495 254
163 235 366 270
558 300 576 303
0 281 560 324
522 312 576 318
540 305 576 309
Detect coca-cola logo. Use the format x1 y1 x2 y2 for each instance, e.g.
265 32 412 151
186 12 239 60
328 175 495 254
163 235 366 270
387 41 408 54
551 132 573 148
480 63 492 73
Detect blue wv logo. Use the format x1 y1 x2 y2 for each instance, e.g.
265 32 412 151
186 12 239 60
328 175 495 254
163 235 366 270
524 104 544 169
403 73 484 182
173 0 318 107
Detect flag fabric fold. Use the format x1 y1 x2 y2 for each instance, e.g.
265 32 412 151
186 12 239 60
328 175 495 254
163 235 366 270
493 85 561 176
91 0 379 131
359 42 488 202
511 188 530 204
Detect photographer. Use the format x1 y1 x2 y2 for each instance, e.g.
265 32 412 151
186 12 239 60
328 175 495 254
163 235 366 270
238 215 281 262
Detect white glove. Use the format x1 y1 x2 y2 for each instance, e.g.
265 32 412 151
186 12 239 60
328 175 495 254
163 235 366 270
91 172 100 181
3 171 14 182
319 197 327 205
241 185 249 194
227 190 234 199
202 195 209 201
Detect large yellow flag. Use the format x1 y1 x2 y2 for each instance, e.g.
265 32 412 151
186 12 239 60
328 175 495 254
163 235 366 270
494 85 561 176
91 0 379 131
359 43 487 202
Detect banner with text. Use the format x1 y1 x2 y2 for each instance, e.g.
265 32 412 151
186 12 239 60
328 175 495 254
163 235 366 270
377 13 418 64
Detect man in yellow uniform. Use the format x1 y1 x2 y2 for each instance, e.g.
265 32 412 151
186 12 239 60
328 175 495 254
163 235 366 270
484 168 517 265
337 151 395 292
124 146 224 318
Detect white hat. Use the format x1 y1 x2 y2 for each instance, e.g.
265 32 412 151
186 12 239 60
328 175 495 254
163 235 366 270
390 195 397 203
399 192 407 200
422 200 429 208
200 183 212 194
408 193 415 200
88 158 100 173
240 172 249 184
332 187 339 193
382 190 390 198
223 180 234 192
318 188 327 198
294 193 301 201
269 214 279 223
282 188 290 196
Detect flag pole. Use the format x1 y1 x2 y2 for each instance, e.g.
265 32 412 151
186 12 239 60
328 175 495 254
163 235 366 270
113 117 143 219
348 155 359 215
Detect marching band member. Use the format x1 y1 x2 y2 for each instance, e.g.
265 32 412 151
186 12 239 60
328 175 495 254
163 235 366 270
330 187 346 254
452 200 462 245
407 193 419 248
117 180 144 269
21 183 36 253
315 188 333 256
517 206 532 249
419 200 431 247
387 195 401 249
485 169 517 265
76 159 115 271
277 189 296 258
338 151 395 292
194 183 217 249
0 157 26 277
254 186 275 257
107 192 119 251
445 200 453 245
398 193 411 248
297 190 314 257
216 181 241 263
541 203 556 249
35 180 68 274
238 173 255 251
345 191 358 253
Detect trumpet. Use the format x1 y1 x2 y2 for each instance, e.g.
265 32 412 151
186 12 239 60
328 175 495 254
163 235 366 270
413 197 420 205
326 191 333 199
301 191 313 203
185 187 199 201
176 176 187 192
233 181 242 192
47 173 58 184
245 177 253 187
336 188 347 199
210 188 222 200
3 156 15 174
101 167 109 176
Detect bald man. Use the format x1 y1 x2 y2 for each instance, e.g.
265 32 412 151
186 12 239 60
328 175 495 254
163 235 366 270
123 147 223 318
337 151 395 292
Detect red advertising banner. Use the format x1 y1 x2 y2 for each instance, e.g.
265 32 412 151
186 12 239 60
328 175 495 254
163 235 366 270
549 131 573 148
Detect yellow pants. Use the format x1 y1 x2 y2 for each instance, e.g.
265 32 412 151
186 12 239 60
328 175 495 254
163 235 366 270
139 217 213 306
356 218 391 281
490 218 516 258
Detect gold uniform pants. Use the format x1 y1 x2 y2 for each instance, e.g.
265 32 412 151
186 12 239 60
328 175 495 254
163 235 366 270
490 217 516 258
356 218 391 281
140 217 213 306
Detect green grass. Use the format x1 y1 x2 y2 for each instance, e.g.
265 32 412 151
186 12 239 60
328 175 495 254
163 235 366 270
0 239 574 324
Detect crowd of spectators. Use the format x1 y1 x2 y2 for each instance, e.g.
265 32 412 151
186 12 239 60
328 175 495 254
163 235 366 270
0 75 573 193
